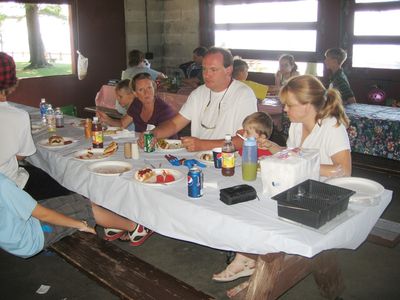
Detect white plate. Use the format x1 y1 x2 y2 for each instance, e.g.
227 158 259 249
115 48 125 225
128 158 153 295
133 168 184 185
88 161 132 176
69 119 85 129
38 137 77 149
195 151 242 166
156 139 185 153
325 177 384 206
73 148 112 161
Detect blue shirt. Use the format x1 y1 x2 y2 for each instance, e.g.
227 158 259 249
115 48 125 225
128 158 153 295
0 173 44 258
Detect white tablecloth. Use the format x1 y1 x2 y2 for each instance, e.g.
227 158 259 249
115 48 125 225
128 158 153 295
16 102 392 257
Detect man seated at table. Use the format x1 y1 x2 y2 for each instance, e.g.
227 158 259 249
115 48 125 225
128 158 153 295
0 52 36 189
138 47 258 152
181 46 208 88
122 49 166 81
0 172 152 258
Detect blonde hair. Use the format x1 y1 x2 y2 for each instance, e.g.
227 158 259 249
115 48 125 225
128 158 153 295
279 75 349 127
242 112 273 138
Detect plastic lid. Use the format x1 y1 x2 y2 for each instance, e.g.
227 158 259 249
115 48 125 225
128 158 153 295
40 98 46 102
93 116 98 122
244 136 257 146
225 134 232 141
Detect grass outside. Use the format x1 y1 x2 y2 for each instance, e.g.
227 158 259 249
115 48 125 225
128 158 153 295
16 62 72 78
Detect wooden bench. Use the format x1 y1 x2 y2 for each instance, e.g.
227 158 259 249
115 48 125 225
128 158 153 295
49 231 214 300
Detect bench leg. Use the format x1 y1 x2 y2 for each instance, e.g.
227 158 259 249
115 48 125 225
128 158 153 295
312 251 345 300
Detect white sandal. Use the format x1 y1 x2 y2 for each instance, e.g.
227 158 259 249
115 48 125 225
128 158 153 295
126 225 153 246
212 260 255 282
103 228 126 241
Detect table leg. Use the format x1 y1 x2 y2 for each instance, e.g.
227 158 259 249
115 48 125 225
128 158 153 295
312 251 345 300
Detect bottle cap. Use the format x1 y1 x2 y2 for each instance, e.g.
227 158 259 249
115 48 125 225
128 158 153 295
225 134 232 141
93 116 98 122
244 136 257 146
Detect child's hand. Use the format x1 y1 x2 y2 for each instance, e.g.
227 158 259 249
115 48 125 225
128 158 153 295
78 220 96 234
256 136 272 149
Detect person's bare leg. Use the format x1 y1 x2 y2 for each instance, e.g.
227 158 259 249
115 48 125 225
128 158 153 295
91 203 136 231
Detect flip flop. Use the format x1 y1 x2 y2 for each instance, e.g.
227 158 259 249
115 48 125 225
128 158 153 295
103 228 126 241
212 261 255 282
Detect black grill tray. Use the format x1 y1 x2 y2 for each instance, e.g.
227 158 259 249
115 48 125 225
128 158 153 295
272 179 355 228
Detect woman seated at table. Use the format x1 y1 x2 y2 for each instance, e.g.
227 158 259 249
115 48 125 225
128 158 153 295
213 75 351 288
97 73 177 136
122 49 166 81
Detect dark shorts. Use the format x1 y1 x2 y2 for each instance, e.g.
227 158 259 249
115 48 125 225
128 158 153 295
39 194 96 249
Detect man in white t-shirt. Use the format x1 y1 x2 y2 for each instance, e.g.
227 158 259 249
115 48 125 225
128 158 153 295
0 52 36 188
139 47 258 152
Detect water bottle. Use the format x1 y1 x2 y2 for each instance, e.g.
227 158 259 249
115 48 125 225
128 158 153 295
242 137 258 181
221 134 235 177
55 107 64 128
45 104 56 132
40 98 47 125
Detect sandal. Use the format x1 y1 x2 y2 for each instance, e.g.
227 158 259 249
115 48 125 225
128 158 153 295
212 259 255 282
123 225 153 246
103 228 126 241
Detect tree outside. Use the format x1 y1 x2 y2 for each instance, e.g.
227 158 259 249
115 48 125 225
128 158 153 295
0 2 72 78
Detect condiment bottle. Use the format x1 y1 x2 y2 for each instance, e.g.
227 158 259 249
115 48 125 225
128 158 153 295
91 116 103 148
242 137 258 181
55 107 64 128
221 134 235 176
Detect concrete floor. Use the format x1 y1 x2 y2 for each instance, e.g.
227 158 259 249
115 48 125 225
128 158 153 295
1 165 399 299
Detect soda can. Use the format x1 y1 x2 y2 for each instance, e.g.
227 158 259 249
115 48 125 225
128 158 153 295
144 131 155 153
187 165 203 198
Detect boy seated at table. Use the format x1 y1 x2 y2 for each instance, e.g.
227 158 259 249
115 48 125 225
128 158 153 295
0 173 152 258
236 112 282 156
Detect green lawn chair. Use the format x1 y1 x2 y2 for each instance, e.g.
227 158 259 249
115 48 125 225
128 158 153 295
60 105 77 117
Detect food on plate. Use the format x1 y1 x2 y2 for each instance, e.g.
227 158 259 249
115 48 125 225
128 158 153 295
48 135 64 145
156 170 175 183
200 153 213 161
136 168 155 182
103 141 118 156
157 139 183 150
103 128 123 136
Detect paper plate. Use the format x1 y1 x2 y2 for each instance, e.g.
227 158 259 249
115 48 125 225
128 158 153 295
195 151 241 166
325 177 384 206
38 137 77 149
88 161 132 176
133 168 184 186
73 148 111 161
156 139 185 153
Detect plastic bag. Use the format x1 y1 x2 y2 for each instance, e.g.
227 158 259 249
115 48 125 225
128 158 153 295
77 50 88 80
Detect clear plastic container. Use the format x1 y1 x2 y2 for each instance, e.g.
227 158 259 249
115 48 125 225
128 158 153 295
242 137 258 181
40 98 47 125
45 104 56 132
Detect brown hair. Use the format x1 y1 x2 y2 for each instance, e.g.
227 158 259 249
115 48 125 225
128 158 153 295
325 48 347 66
279 75 349 127
233 59 249 79
115 79 132 93
128 49 145 67
130 72 156 91
205 47 233 68
279 54 298 74
242 112 273 138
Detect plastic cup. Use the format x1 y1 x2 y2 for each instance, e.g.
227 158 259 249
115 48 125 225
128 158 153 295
212 147 222 169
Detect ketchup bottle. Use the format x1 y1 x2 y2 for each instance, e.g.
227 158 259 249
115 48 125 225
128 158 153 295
91 116 103 148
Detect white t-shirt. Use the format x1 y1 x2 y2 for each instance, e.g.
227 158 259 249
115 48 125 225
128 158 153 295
0 101 36 188
287 117 350 165
179 80 257 139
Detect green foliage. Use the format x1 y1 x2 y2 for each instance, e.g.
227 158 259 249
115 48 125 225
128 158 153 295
16 61 72 78
39 4 67 21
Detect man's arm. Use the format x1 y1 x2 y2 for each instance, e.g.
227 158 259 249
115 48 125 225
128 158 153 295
153 114 190 139
32 203 95 234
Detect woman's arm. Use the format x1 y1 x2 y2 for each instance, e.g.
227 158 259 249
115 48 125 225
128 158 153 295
97 111 133 129
32 203 96 234
320 149 352 178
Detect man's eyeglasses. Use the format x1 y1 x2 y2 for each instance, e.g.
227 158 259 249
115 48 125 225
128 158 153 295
200 97 222 130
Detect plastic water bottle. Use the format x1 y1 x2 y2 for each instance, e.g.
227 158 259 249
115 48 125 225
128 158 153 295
45 104 56 132
40 98 47 125
242 137 258 181
221 134 235 177
55 107 64 128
